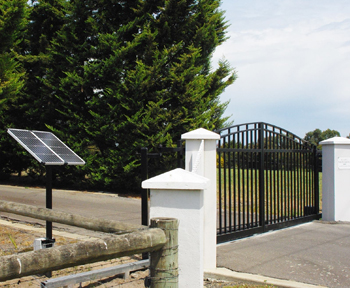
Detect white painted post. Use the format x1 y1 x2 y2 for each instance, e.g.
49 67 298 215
181 128 219 270
142 168 209 288
320 137 350 221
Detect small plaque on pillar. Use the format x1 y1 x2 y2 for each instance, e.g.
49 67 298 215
338 157 350 169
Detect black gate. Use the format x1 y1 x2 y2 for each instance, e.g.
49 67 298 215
216 122 321 243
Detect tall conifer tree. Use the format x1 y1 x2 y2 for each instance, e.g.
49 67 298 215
40 0 235 190
2 0 234 189
0 0 28 177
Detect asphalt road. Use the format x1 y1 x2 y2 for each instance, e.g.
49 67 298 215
0 184 142 234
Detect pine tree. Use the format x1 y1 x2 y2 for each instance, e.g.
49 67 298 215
17 0 236 190
0 0 29 178
17 0 68 129
0 0 27 107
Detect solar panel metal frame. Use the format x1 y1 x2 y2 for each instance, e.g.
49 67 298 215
8 128 85 166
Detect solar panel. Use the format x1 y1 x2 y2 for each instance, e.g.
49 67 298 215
8 128 85 165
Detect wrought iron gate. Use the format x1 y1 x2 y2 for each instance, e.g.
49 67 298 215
216 122 321 243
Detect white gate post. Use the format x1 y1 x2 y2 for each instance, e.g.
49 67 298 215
320 137 350 221
142 168 209 288
181 128 220 270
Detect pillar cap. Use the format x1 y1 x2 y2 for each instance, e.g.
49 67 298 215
142 168 210 190
320 137 350 145
181 128 220 140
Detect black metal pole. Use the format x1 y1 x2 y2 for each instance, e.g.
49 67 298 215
141 147 149 227
46 165 53 240
141 147 149 260
176 140 183 168
314 146 320 216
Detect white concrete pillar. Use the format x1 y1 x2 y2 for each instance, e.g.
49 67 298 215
142 168 209 288
320 137 350 221
181 128 220 270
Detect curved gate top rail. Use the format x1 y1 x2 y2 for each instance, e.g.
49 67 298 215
216 122 315 150
216 122 321 243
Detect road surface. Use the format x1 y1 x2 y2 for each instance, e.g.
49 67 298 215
0 184 142 235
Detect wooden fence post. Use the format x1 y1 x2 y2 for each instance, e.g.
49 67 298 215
149 218 178 288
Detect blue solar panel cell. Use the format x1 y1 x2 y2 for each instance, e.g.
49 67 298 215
7 128 85 165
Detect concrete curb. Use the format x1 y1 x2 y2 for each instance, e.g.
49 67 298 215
204 268 328 288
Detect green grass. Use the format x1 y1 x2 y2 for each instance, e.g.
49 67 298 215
217 167 322 219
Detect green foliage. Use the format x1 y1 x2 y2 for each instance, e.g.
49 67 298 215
0 0 27 106
0 0 30 178
304 128 340 149
2 0 235 191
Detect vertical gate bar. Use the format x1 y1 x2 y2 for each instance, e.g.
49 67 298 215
286 135 290 220
282 139 287 221
306 151 309 214
272 131 275 223
271 133 274 224
311 150 314 210
289 138 292 220
293 139 296 219
237 128 241 230
306 151 309 215
223 137 227 233
258 123 265 229
218 138 222 235
302 151 308 216
250 128 254 227
255 124 258 226
246 128 249 228
281 132 284 222
242 127 250 228
298 150 301 217
314 146 320 215
242 130 246 230
301 151 305 215
265 131 268 225
306 152 309 211
286 139 291 220
273 129 277 223
246 126 250 228
233 132 237 231
241 132 246 229
289 140 292 220
310 150 313 210
278 132 281 222
302 150 305 216
306 151 309 213
290 139 295 219
311 151 314 212
228 129 232 232
295 147 299 218
269 132 272 225
297 141 300 218
293 139 298 218
300 149 303 217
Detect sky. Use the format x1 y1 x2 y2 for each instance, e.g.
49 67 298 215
212 0 350 139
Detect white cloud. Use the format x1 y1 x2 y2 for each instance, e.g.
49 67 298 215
213 0 350 137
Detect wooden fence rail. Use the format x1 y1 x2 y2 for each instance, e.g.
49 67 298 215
0 227 165 281
0 200 144 233
0 201 179 287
